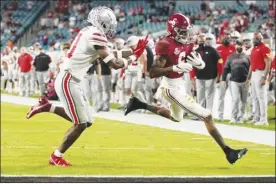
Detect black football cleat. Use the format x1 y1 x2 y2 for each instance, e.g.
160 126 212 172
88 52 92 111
226 148 248 164
124 96 146 116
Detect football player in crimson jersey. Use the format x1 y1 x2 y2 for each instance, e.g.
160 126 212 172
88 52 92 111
26 6 148 166
125 13 247 164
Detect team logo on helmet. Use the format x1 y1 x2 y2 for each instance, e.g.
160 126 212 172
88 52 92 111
174 48 180 55
168 18 177 27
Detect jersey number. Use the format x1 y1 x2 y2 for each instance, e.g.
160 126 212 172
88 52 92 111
67 33 83 58
178 51 186 64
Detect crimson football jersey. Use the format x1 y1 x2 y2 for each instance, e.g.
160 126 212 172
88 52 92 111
155 36 194 79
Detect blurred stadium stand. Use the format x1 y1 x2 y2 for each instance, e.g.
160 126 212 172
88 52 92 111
1 0 274 51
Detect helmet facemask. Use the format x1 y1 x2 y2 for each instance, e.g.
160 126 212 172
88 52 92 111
174 27 192 44
87 6 117 38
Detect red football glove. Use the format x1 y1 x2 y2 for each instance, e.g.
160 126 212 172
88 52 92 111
132 34 149 60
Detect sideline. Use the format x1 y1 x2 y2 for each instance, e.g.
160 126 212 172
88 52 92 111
1 94 275 146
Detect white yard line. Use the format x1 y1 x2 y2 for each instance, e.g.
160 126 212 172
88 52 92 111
1 146 274 151
1 94 275 146
1 174 275 178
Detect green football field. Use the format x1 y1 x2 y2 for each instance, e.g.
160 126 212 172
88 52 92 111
1 102 275 176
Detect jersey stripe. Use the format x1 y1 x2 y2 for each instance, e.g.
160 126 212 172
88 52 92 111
92 33 105 37
68 33 82 58
89 37 108 43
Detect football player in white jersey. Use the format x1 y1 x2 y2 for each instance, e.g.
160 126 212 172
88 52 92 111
111 38 124 103
230 31 241 45
28 46 37 95
26 6 148 166
56 43 71 74
1 47 10 91
113 38 127 108
124 35 147 105
5 47 16 92
242 33 254 120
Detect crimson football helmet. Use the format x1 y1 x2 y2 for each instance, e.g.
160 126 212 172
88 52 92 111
167 13 192 44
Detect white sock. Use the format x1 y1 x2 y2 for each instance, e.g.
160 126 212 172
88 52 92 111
49 104 56 113
54 149 64 157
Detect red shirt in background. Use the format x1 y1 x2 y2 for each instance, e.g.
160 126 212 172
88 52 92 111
250 42 271 71
18 53 33 72
216 44 236 74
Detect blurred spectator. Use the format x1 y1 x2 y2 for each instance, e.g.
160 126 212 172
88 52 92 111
222 41 250 124
44 71 58 100
247 32 271 126
193 34 222 119
217 34 236 120
17 47 33 96
33 48 52 95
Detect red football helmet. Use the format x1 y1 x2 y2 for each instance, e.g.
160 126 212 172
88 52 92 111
167 13 192 44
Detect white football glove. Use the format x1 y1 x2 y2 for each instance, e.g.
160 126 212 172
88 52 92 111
186 52 205 69
172 62 193 73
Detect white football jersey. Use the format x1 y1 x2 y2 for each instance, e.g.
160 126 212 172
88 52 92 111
63 26 108 80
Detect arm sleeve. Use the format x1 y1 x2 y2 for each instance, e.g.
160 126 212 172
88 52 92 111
88 32 108 48
155 40 170 55
213 48 223 75
261 46 271 60
222 57 231 81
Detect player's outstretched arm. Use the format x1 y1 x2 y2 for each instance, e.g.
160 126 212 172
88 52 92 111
149 55 171 78
95 45 125 69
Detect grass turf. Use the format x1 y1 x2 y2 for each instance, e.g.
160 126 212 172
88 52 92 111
1 90 275 131
1 102 275 176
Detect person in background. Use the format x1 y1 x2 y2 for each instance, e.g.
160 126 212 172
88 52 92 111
6 46 16 92
33 47 52 95
95 42 113 112
222 41 250 124
205 33 217 47
242 33 254 119
192 33 222 120
246 32 272 126
1 47 10 91
216 34 236 121
230 31 241 45
28 46 37 95
267 56 275 105
82 60 101 109
111 38 125 104
268 56 275 120
56 43 70 74
17 47 33 96
44 71 58 100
